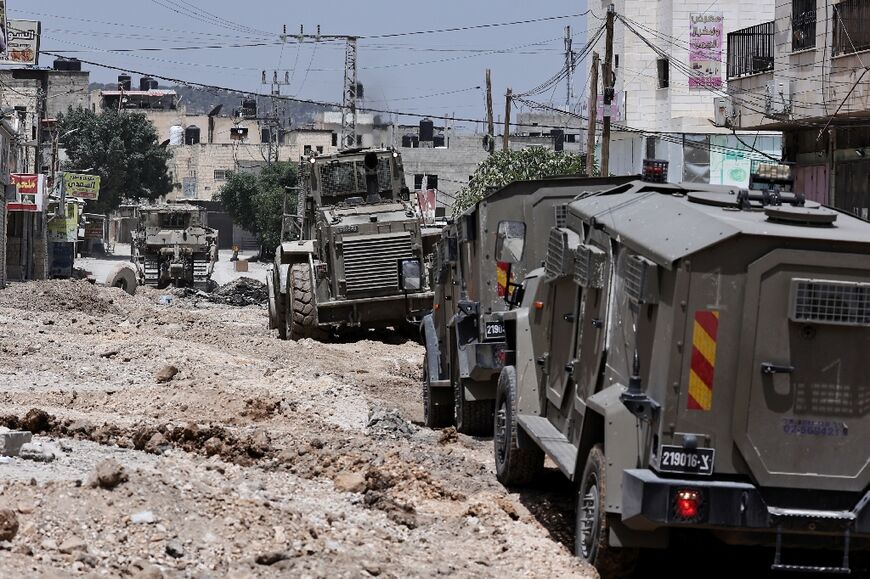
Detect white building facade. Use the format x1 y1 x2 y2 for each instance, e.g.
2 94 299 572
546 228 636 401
586 0 781 184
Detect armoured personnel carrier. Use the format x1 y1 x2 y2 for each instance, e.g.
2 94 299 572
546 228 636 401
421 176 636 434
267 148 432 340
494 180 870 574
132 204 217 290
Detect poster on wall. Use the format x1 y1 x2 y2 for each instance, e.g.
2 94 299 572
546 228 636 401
6 20 40 65
9 174 44 212
689 12 723 89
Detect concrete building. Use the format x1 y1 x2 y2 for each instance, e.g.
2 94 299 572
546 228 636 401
0 61 88 282
726 0 870 213
585 0 781 185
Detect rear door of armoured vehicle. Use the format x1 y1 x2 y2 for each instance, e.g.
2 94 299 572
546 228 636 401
733 248 870 493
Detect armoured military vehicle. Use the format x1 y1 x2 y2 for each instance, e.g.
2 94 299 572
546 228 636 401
267 148 432 340
132 204 218 289
493 180 870 574
421 176 636 435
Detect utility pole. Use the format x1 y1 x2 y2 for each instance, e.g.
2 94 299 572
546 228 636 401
601 4 615 176
261 69 292 163
503 88 512 152
586 52 600 176
564 25 574 111
485 69 494 142
277 25 359 149
342 36 359 148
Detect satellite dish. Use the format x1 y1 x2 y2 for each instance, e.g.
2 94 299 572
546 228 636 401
159 139 171 148
208 104 223 117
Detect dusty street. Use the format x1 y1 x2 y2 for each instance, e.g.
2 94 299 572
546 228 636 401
0 279 593 578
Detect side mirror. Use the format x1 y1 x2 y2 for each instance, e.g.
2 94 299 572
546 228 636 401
399 259 422 291
495 220 526 264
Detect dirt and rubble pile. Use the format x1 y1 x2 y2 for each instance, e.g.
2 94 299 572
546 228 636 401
0 279 131 316
196 277 268 307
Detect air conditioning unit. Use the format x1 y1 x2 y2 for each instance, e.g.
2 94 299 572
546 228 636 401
714 96 739 127
766 79 793 116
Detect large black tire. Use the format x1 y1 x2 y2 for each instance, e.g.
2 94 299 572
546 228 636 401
575 444 638 577
423 365 454 428
494 366 544 485
454 378 495 436
107 264 137 296
287 263 327 341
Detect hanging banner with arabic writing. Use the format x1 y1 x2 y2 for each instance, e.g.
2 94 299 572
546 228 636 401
5 20 40 66
689 13 723 89
63 172 101 200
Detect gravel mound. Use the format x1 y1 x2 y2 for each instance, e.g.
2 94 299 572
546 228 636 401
0 279 130 316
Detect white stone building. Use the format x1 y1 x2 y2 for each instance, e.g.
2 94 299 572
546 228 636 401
585 0 781 184
727 0 870 213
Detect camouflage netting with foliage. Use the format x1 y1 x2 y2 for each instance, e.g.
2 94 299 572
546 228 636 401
451 147 592 214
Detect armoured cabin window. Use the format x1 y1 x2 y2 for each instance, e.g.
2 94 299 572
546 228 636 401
158 213 192 229
495 221 526 264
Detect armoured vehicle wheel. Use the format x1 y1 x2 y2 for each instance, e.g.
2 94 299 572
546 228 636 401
494 366 544 485
423 365 453 428
287 263 327 341
107 264 137 296
576 444 638 575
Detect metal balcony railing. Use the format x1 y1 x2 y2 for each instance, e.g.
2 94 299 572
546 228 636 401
834 0 870 55
727 21 775 78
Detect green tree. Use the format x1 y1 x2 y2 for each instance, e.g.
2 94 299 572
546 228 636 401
452 147 591 213
57 108 172 213
216 161 297 253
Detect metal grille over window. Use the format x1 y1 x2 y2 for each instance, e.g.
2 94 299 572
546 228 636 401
790 279 870 326
792 0 817 51
834 0 870 55
554 204 568 228
321 163 357 196
545 228 579 280
574 244 607 289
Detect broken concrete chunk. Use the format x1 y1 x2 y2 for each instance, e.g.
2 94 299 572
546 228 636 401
131 510 156 524
88 459 128 490
0 431 32 457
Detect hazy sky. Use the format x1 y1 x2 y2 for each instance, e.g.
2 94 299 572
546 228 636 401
15 1 590 129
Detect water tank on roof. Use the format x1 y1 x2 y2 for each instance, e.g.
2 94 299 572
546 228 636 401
401 134 413 148
117 75 132 91
53 58 81 71
419 118 434 142
356 82 364 100
140 77 158 91
169 124 184 146
433 133 446 148
184 125 201 145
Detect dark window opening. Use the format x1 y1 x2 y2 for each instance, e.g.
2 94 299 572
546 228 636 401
331 132 338 147
834 0 870 55
657 58 669 88
792 0 817 51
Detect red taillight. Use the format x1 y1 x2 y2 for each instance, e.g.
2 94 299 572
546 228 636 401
674 489 701 520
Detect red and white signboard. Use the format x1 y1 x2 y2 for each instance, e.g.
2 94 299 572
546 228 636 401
8 173 44 212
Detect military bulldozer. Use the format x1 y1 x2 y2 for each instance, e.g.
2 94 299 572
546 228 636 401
132 204 218 290
421 175 635 435
267 148 433 340
492 179 870 574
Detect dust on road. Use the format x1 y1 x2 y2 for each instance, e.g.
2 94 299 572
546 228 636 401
0 279 593 578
